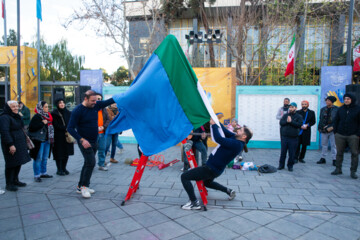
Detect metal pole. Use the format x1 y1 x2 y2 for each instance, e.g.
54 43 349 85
37 18 41 101
3 0 8 102
346 0 355 66
16 0 21 102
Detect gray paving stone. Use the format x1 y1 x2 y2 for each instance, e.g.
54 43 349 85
115 228 159 240
241 211 279 225
303 196 336 205
329 214 360 232
239 186 263 193
0 199 18 209
0 206 19 219
192 224 239 240
325 205 359 213
200 208 236 222
19 201 53 215
22 209 58 227
132 210 170 227
174 212 214 231
68 224 111 240
103 217 143 236
244 226 291 240
285 188 312 195
248 180 271 187
313 183 338 190
139 195 165 202
172 232 203 240
120 202 154 215
267 218 309 238
92 207 128 222
55 204 89 219
158 205 196 220
332 190 360 198
137 187 159 196
50 196 82 208
156 189 181 198
151 181 174 189
163 196 191 205
269 202 299 210
270 181 292 188
17 193 49 205
84 199 118 212
148 220 190 240
61 213 99 231
297 204 329 212
290 182 315 189
297 230 336 240
24 220 66 240
330 197 360 207
279 195 309 204
261 187 287 195
254 193 282 203
314 222 360 240
0 228 25 240
37 234 71 240
243 201 270 208
283 213 325 229
219 216 260 235
309 189 338 197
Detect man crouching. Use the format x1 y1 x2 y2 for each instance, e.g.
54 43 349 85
180 118 253 210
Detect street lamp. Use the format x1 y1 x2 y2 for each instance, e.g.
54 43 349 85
186 29 222 44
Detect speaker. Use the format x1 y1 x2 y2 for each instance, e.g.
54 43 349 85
53 88 65 106
345 84 360 105
75 86 91 105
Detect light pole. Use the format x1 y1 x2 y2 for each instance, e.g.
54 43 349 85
346 0 355 66
16 0 21 102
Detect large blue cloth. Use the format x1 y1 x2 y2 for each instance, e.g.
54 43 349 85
106 54 193 156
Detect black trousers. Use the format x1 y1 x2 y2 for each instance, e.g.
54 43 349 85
181 165 227 202
55 156 69 172
78 143 97 187
295 137 308 160
5 165 21 186
279 136 298 168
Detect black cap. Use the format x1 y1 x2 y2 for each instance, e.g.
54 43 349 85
325 96 337 103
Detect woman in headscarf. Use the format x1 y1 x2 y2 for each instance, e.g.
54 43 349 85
0 101 31 191
29 101 54 182
51 98 74 175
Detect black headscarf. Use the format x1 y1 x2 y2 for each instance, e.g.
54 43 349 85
55 98 66 114
343 93 357 107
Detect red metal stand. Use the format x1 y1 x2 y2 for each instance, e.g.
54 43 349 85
121 154 148 206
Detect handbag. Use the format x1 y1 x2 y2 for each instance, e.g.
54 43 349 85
22 129 35 149
28 125 47 142
58 111 75 144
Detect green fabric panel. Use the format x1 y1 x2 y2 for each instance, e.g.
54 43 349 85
154 35 210 129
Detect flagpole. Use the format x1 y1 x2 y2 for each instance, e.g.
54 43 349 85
293 41 296 86
3 0 8 102
16 0 21 102
37 18 40 101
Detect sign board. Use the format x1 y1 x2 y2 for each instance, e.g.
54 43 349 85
80 70 103 94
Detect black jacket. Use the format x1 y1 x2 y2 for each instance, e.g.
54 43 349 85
296 109 316 146
28 113 48 160
333 94 360 136
0 104 31 168
318 106 338 132
280 111 303 138
51 108 74 160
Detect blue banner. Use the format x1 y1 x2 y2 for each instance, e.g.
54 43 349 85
80 70 103 94
36 0 42 21
320 66 352 108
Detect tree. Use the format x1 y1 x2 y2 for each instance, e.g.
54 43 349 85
31 39 85 82
1 29 17 46
111 66 130 86
64 0 165 79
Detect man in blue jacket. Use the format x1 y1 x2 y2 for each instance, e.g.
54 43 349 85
180 118 253 210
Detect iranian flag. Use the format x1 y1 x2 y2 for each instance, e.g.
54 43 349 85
353 40 360 72
107 35 218 156
284 35 295 77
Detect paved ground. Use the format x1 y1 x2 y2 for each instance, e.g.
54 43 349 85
0 143 360 240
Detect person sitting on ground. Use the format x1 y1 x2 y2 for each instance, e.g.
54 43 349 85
227 118 240 132
180 118 253 210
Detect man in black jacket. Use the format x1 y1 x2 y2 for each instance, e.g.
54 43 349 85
295 100 316 163
331 93 360 179
278 102 303 172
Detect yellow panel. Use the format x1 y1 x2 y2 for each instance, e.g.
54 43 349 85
194 67 236 147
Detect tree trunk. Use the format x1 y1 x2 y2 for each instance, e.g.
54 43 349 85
200 3 215 67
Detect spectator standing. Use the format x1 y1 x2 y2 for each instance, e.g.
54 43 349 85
276 98 290 120
18 101 30 130
295 100 316 163
317 96 338 166
51 99 74 175
0 101 31 191
28 101 53 182
105 103 124 164
331 93 360 179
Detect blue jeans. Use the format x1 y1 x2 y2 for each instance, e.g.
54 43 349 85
279 136 298 169
105 134 123 158
97 133 107 167
33 141 50 177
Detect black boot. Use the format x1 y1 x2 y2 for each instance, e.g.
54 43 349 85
62 158 69 175
331 168 342 175
299 159 306 163
6 185 18 191
351 172 358 179
332 160 336 167
55 160 65 176
317 158 326 164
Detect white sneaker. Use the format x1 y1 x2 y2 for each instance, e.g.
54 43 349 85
81 187 91 198
118 149 124 154
77 186 95 194
98 166 108 171
181 200 201 210
228 189 236 200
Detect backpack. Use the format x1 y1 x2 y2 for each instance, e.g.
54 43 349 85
258 164 277 173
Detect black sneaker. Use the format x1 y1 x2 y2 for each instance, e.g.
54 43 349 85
331 168 342 175
34 177 42 182
181 200 201 210
6 185 18 192
56 171 65 176
40 174 53 178
64 169 70 175
317 158 326 164
14 181 26 187
299 159 305 163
